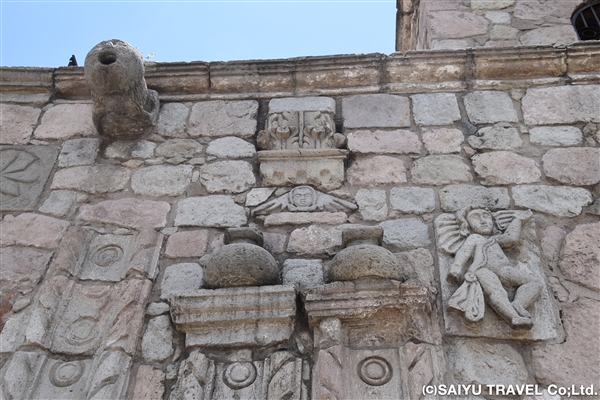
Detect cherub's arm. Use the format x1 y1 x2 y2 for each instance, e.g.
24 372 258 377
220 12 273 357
448 235 477 282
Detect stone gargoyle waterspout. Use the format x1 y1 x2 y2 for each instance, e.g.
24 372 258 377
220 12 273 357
84 39 159 139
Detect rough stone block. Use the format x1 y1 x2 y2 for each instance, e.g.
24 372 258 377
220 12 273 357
342 94 410 129
206 136 256 159
542 148 600 186
529 126 583 146
133 366 165 400
472 151 540 185
189 100 258 138
141 315 173 362
0 146 58 211
439 184 510 211
0 104 41 144
263 232 287 254
411 93 461 125
347 130 420 154
347 156 407 186
165 230 209 258
58 138 100 167
287 225 343 256
558 222 600 292
464 91 518 124
131 165 193 196
394 248 436 289
282 259 324 289
389 187 435 214
51 165 132 194
0 246 52 291
33 104 97 140
411 155 472 186
522 85 600 125
264 211 347 227
490 25 519 40
513 185 592 217
200 160 255 194
422 128 464 154
245 188 276 207
428 11 489 39
155 139 203 158
161 263 204 300
175 196 247 227
380 218 431 249
104 140 156 160
269 97 336 113
1 213 69 249
78 198 170 229
471 0 515 10
157 103 189 138
485 11 511 23
468 124 523 150
38 189 78 217
355 189 388 221
520 25 578 47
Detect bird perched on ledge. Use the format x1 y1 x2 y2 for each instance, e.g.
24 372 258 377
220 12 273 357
68 55 78 66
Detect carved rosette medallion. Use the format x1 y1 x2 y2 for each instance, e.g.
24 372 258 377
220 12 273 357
49 360 85 387
223 362 257 389
358 356 393 386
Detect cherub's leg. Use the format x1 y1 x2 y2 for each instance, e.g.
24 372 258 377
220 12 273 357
492 265 543 319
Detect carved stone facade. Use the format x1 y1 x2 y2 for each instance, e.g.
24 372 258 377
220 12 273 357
1 4 600 398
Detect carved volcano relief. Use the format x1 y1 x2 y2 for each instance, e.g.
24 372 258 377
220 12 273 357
435 207 559 340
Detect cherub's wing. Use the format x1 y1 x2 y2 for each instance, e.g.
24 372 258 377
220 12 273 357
492 210 520 231
251 195 290 216
315 193 358 213
434 213 466 255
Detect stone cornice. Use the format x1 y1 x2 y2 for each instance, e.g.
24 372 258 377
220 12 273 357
1 43 598 104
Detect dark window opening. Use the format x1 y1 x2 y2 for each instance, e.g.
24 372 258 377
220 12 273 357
572 2 600 41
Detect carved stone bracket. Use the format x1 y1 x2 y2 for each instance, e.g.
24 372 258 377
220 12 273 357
169 285 297 348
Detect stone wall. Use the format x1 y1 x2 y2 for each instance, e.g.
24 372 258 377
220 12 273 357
1 42 599 399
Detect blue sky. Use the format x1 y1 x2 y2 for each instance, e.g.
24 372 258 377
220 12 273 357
1 1 396 68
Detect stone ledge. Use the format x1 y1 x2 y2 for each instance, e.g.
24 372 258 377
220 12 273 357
4 43 598 103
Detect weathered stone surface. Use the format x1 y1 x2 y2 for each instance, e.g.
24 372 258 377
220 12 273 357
490 24 519 40
542 148 600 186
0 146 59 212
58 138 100 167
264 211 347 227
449 340 529 395
78 198 170 229
532 298 600 387
269 97 335 113
513 185 592 217
463 91 518 124
520 26 578 46
38 190 78 217
1 213 69 249
394 248 435 289
355 189 388 221
411 93 461 125
428 11 489 39
141 315 173 362
468 124 523 150
165 230 209 258
34 104 97 139
471 0 514 10
133 366 165 400
422 128 464 154
513 0 570 22
287 225 343 256
52 165 132 194
246 188 276 207
282 259 324 289
155 139 203 158
347 156 407 186
0 104 41 144
342 94 410 129
105 140 156 159
439 184 510 211
263 232 287 254
0 246 52 291
346 130 420 154
380 218 431 249
175 196 247 227
522 85 600 125
189 100 258 138
157 103 189 138
472 151 541 185
430 39 471 50
160 263 204 299
529 126 583 146
411 155 472 186
541 226 567 270
200 160 255 194
485 11 511 23
131 165 193 197
146 302 170 316
389 187 435 214
558 222 600 292
206 136 256 159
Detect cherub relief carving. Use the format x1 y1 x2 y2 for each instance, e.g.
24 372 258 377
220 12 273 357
437 207 543 330
252 186 357 215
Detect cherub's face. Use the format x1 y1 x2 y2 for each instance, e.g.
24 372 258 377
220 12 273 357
292 188 314 207
467 210 493 235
